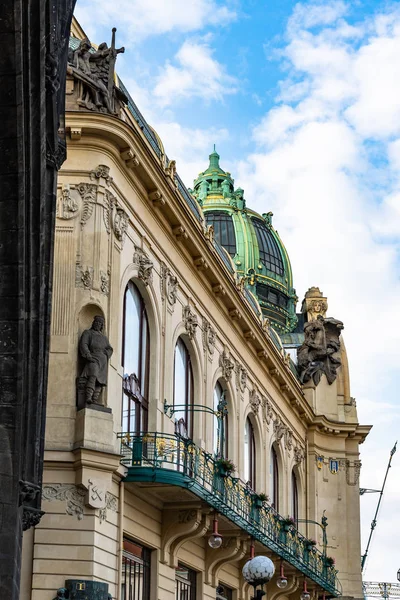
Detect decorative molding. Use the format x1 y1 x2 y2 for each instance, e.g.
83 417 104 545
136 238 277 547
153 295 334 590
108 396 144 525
148 189 165 206
194 256 208 271
284 428 293 451
100 271 109 295
42 484 86 520
133 246 153 286
212 284 226 297
120 147 139 169
273 415 287 443
235 363 247 393
183 305 198 340
293 445 305 464
345 460 362 486
113 207 129 243
262 396 274 425
104 189 116 234
173 225 188 240
202 317 216 356
77 183 97 228
22 507 44 531
99 492 118 523
249 387 261 414
75 265 94 289
219 349 234 380
90 164 113 186
161 262 178 305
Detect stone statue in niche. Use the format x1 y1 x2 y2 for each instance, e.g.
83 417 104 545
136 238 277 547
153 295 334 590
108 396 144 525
78 316 113 409
297 315 343 385
67 28 127 115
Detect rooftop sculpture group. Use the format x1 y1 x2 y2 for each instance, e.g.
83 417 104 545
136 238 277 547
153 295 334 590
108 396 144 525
67 28 127 114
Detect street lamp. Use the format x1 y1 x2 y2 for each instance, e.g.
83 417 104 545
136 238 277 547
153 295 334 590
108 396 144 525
208 513 223 549
242 555 275 599
276 560 288 589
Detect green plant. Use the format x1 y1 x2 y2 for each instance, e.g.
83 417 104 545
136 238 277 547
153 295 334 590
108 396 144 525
215 458 236 473
282 516 296 527
255 493 269 503
325 556 336 566
306 539 317 546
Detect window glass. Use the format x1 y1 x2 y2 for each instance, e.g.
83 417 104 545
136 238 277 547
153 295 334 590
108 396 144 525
270 446 279 510
173 338 193 438
252 218 284 276
122 282 149 434
205 211 236 257
291 470 298 524
176 563 197 600
244 418 256 489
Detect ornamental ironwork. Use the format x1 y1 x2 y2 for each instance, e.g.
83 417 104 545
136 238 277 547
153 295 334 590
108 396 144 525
118 431 341 597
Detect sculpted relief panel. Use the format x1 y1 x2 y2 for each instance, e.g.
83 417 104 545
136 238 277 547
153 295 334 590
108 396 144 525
297 316 344 385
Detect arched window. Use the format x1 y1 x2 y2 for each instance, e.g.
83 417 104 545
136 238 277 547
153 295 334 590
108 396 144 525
291 470 298 524
244 418 256 489
173 338 194 439
122 282 149 434
270 446 279 510
213 381 228 458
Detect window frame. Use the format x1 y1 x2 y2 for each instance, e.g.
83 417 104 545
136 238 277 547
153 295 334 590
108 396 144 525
121 537 151 600
173 337 194 439
176 562 197 600
244 417 256 490
252 218 284 276
122 281 150 434
270 446 279 510
291 469 299 525
205 211 236 257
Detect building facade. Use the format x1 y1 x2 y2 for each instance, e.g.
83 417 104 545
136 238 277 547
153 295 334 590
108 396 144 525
20 19 371 600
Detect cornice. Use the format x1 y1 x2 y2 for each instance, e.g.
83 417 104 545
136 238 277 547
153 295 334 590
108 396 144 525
308 415 372 443
65 111 314 425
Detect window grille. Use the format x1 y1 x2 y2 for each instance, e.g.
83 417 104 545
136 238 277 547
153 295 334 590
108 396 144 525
121 538 151 600
176 563 197 600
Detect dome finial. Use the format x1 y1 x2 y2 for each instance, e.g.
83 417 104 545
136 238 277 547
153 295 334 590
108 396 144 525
209 145 220 170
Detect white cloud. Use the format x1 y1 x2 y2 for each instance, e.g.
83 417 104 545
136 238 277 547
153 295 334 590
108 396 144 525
75 0 236 42
235 2 400 581
153 40 238 106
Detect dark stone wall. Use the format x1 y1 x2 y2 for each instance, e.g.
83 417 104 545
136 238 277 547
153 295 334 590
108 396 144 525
0 1 76 597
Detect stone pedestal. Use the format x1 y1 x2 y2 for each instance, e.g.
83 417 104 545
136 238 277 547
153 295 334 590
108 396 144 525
74 407 115 453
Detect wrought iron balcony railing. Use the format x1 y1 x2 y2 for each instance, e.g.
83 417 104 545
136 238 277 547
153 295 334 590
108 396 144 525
118 432 342 596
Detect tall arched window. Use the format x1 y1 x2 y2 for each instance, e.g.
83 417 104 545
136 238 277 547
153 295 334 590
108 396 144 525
122 282 149 434
213 381 228 458
244 418 256 489
173 338 194 439
270 446 279 510
291 470 299 524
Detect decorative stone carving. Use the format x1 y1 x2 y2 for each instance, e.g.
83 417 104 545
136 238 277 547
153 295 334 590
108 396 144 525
297 315 344 386
58 185 79 219
77 183 97 227
235 363 247 393
345 460 362 486
90 164 113 186
113 207 129 243
183 305 198 340
81 267 93 288
160 263 178 306
22 507 44 531
133 246 153 286
42 484 86 519
219 349 234 380
261 396 274 425
273 415 287 443
103 190 116 234
205 224 214 243
100 271 109 295
165 159 177 180
85 479 106 509
99 492 118 523
249 388 261 414
202 318 216 356
294 445 305 464
284 428 293 451
67 29 126 115
78 316 113 407
301 286 328 322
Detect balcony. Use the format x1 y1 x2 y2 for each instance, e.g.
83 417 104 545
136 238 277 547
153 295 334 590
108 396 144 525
118 432 342 596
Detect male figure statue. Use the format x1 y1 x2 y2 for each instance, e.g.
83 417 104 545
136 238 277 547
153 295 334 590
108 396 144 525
79 316 113 406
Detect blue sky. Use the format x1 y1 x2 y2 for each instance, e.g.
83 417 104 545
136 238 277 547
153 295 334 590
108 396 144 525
75 0 400 583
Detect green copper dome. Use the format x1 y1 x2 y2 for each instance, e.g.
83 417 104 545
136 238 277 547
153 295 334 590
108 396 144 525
190 149 298 334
